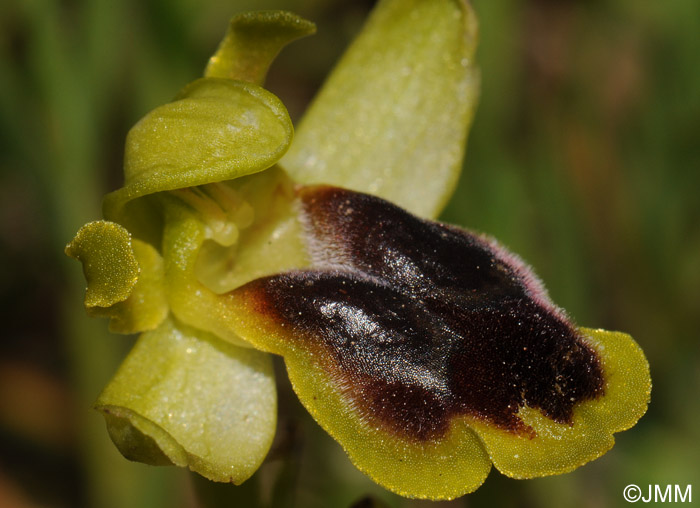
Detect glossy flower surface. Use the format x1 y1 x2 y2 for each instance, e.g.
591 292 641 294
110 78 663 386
66 0 650 500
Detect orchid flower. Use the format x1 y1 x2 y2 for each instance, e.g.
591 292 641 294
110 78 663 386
66 0 650 500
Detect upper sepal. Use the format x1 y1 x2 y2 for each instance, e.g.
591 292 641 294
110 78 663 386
205 11 316 85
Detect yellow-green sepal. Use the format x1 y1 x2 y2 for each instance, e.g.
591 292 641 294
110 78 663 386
104 78 294 237
95 317 277 484
206 11 316 85
470 328 651 479
281 0 480 219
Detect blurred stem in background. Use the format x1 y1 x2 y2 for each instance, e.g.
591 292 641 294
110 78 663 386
1 0 699 507
2 0 186 507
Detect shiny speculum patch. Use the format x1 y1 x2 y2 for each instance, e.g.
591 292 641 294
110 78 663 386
237 186 605 441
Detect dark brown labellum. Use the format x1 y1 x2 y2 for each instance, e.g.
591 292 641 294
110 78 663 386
241 185 605 441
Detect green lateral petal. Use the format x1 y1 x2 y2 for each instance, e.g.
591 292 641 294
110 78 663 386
281 0 479 219
66 221 168 334
159 172 308 347
470 328 651 479
103 78 293 230
88 240 169 334
95 317 277 484
206 11 316 85
65 221 139 308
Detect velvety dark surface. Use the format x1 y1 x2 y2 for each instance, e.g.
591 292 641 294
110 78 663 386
241 186 604 441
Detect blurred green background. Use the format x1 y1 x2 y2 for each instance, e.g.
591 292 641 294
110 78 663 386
1 0 698 507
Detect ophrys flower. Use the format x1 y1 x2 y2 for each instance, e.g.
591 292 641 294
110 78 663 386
66 0 650 500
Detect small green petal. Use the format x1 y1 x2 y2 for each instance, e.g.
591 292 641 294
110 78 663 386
88 240 168 334
104 78 293 233
95 317 277 484
65 221 139 308
66 221 167 334
281 0 479 219
205 11 316 85
469 328 651 479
